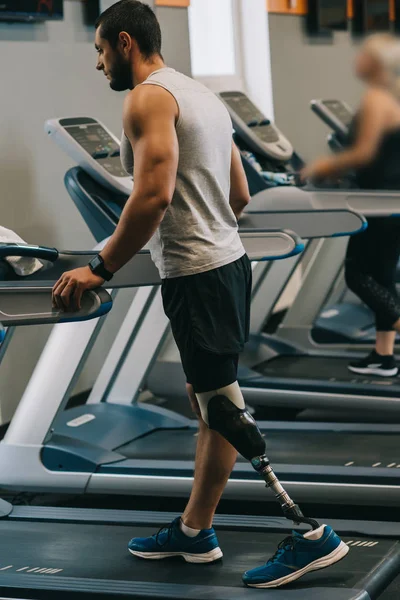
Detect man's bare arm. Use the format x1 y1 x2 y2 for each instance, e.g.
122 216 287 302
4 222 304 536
229 141 251 220
100 84 179 273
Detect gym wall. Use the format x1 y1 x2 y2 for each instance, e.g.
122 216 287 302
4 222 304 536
268 15 363 162
157 6 191 76
0 0 192 425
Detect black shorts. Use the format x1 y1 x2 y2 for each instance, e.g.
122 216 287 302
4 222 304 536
161 254 252 393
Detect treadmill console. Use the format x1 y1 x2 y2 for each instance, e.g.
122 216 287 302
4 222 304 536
219 91 301 196
45 117 133 196
220 91 293 163
311 99 354 141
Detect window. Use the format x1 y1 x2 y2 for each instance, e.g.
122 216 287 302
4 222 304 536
188 0 237 78
187 0 274 120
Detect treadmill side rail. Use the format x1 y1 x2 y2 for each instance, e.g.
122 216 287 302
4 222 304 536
357 541 400 599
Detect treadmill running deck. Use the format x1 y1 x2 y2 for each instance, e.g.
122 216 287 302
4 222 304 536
119 427 400 468
262 356 400 383
252 355 400 395
0 507 398 599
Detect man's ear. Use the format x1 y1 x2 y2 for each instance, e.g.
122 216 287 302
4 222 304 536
118 31 132 56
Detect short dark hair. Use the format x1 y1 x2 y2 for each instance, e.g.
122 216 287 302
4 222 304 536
95 0 162 59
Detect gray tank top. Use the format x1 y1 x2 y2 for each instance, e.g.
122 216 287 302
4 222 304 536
120 67 244 279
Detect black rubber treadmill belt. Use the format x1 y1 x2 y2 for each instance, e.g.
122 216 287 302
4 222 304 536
0 519 397 599
256 355 400 388
119 428 400 468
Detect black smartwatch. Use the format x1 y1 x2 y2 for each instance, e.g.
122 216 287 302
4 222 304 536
88 254 114 282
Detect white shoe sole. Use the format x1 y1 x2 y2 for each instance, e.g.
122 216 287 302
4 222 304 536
128 546 223 564
348 365 398 377
245 541 349 589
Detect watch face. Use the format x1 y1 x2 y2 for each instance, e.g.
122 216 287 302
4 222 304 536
91 256 102 269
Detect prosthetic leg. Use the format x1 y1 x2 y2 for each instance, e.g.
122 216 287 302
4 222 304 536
197 385 320 531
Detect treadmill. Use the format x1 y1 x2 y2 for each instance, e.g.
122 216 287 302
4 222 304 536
3 246 395 599
2 115 400 506
213 92 400 413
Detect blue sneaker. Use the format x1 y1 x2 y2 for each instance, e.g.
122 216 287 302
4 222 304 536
128 517 223 564
243 525 349 588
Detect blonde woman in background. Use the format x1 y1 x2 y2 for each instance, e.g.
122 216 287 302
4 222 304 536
303 34 400 377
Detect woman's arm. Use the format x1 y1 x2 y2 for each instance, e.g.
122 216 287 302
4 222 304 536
302 88 389 180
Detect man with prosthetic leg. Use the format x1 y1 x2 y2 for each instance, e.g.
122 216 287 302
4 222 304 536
51 0 348 588
128 363 348 588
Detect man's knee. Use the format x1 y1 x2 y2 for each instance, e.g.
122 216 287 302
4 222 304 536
195 384 266 462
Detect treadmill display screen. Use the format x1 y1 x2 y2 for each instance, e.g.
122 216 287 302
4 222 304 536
65 123 127 178
222 93 279 144
322 101 354 127
0 1 64 21
223 95 265 125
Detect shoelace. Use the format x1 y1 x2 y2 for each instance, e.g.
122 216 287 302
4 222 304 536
155 523 175 548
268 535 297 564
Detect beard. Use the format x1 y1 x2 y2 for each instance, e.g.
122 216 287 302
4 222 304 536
109 54 133 91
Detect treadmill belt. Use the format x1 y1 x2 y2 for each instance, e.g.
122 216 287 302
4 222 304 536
119 428 400 467
257 355 400 385
0 520 393 591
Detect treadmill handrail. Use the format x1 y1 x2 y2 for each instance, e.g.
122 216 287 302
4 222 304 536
0 248 161 289
250 185 400 218
238 229 305 260
0 231 304 291
309 188 400 217
242 207 366 239
0 286 112 327
64 166 364 242
0 244 59 262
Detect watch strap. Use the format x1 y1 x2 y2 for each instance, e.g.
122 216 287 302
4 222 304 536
88 255 114 282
